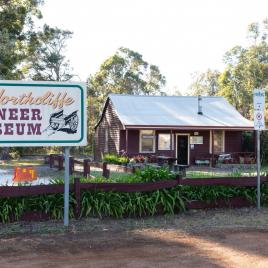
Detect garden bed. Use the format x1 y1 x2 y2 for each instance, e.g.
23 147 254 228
0 162 266 223
0 175 266 223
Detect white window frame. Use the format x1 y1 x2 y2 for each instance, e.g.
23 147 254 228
158 133 172 151
139 130 155 153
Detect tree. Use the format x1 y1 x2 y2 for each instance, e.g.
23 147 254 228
87 47 166 151
188 19 268 120
27 25 74 81
196 18 268 162
171 86 182 96
0 1 74 82
0 0 43 79
218 32 268 118
88 47 165 97
188 69 220 96
0 1 74 158
0 0 44 159
88 47 166 115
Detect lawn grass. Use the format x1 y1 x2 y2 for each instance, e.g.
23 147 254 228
186 166 268 178
0 159 44 169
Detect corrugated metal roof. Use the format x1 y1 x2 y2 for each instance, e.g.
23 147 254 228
108 94 253 129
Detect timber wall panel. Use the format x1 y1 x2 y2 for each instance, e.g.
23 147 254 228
94 100 124 160
225 131 242 153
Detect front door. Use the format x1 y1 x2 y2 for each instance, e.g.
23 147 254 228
177 135 189 165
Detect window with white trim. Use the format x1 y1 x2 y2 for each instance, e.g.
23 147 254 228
140 130 155 153
213 130 224 153
158 133 171 150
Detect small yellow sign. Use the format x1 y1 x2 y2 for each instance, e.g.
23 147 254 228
13 167 37 182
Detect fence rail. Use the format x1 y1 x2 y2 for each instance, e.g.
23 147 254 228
0 184 67 198
1 175 267 218
179 176 267 186
48 154 135 178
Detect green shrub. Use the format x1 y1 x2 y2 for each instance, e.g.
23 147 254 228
0 184 267 223
2 169 268 223
81 166 175 183
181 185 257 203
103 153 129 165
0 193 75 223
133 166 175 182
80 187 186 218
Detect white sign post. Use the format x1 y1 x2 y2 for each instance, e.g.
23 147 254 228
254 110 265 130
253 89 265 210
254 89 265 111
0 80 87 226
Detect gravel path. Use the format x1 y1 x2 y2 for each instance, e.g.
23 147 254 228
0 208 268 267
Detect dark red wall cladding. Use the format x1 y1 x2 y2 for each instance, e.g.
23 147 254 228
127 129 140 153
120 129 244 164
225 131 242 152
188 130 210 164
119 130 126 152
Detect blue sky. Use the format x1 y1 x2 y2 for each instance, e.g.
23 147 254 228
40 0 268 94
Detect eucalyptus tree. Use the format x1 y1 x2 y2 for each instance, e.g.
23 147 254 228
87 47 166 151
188 69 220 96
218 19 268 118
87 46 166 119
88 47 166 106
0 0 43 79
27 25 74 81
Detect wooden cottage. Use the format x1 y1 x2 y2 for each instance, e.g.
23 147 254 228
94 94 254 165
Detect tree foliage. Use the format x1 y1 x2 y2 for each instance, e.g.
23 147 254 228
0 1 74 82
88 47 166 99
0 0 74 158
218 20 268 119
188 69 220 96
87 47 166 151
0 0 43 79
187 19 268 162
88 47 166 123
188 19 268 120
27 25 74 81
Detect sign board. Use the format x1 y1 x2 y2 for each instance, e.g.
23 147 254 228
190 136 203 144
253 88 265 131
253 89 265 209
254 110 265 130
0 81 87 146
253 89 265 111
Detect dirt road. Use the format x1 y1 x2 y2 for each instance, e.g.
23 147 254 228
1 208 268 268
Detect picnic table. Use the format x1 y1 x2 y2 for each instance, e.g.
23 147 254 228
156 156 189 176
156 156 178 170
174 164 189 177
